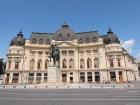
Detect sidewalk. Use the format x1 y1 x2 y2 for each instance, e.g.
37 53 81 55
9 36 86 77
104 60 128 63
0 83 134 89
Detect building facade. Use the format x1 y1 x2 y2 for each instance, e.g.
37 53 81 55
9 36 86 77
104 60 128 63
5 23 140 85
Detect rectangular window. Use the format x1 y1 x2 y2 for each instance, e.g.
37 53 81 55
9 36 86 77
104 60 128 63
110 72 116 81
8 62 11 70
118 59 121 67
69 50 74 56
6 73 10 84
70 72 73 75
62 74 67 83
119 71 123 81
15 62 19 69
110 60 114 67
12 73 19 83
94 72 100 83
87 72 92 83
36 73 41 84
80 72 85 83
62 50 67 56
28 73 34 84
44 73 47 83
70 77 73 83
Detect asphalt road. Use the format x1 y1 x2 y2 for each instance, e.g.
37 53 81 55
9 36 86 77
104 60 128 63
0 88 140 105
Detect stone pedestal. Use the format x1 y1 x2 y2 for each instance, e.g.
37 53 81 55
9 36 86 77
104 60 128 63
47 66 60 84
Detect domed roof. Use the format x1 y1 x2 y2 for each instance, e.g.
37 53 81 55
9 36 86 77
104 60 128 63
54 22 76 41
103 28 120 44
10 31 26 46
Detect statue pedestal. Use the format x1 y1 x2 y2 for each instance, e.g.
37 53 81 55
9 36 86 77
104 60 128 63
47 65 60 84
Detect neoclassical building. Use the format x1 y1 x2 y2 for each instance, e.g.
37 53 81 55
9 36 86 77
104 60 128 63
5 22 139 85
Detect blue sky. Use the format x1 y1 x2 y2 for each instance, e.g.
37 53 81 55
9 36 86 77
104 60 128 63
0 0 140 59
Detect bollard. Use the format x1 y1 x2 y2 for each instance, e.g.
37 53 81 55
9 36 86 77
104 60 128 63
24 86 26 88
46 86 48 88
13 86 16 88
113 85 115 88
124 85 126 88
3 86 5 88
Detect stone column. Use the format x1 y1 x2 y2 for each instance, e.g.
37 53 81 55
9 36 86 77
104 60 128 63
85 71 87 83
34 73 36 84
115 71 119 83
9 73 13 84
123 70 127 82
67 72 70 83
92 71 95 83
84 50 87 70
41 73 44 83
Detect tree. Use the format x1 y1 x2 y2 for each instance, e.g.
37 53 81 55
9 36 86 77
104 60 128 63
138 63 140 76
0 58 6 75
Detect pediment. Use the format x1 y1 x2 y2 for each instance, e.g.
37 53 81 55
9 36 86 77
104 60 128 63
57 41 77 47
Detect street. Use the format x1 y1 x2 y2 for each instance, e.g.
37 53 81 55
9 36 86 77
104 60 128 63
0 88 140 105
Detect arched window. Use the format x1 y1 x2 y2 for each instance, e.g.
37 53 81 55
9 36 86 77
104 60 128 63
79 38 83 44
37 60 42 70
87 58 92 69
118 59 121 67
92 36 97 42
86 37 90 43
69 59 74 68
62 59 67 68
80 59 85 69
17 41 21 46
45 59 49 69
94 58 99 68
109 59 114 67
30 59 35 70
46 39 50 44
38 39 43 45
32 38 36 44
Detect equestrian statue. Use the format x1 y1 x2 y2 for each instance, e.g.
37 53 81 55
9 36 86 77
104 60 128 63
49 41 60 66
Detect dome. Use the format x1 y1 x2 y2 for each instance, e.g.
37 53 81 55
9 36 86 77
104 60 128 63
103 28 120 44
10 31 26 46
53 22 76 41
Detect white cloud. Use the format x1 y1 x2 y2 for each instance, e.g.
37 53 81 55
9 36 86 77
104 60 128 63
121 39 135 54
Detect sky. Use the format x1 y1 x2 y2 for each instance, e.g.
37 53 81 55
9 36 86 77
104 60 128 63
0 0 140 60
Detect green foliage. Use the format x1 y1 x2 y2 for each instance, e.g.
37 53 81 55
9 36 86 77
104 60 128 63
0 58 6 75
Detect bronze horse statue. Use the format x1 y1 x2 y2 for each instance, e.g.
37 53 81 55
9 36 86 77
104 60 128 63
49 44 60 66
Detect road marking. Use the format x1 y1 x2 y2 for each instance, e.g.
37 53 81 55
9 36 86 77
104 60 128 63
0 98 140 101
0 92 122 96
128 90 138 93
114 96 140 98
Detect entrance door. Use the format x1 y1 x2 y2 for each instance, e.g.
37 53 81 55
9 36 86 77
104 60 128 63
70 77 73 83
62 74 67 83
110 72 116 81
94 72 100 83
119 71 123 82
87 72 92 83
